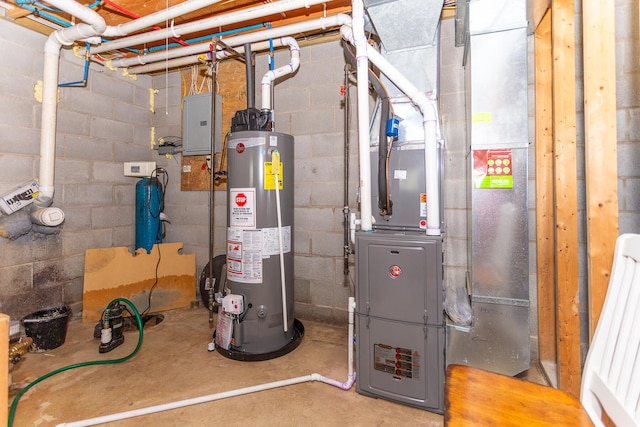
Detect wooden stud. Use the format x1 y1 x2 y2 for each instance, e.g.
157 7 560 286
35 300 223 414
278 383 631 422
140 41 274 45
534 9 557 382
551 0 581 398
582 0 619 340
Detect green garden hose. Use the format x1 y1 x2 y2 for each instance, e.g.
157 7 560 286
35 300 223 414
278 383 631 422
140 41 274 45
8 298 144 427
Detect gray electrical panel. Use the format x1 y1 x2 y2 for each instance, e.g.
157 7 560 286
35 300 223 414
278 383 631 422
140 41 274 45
356 231 444 413
182 92 222 156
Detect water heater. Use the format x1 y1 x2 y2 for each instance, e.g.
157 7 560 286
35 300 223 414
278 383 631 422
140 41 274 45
216 129 303 360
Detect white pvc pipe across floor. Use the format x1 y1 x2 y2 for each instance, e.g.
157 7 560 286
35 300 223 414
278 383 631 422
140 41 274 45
55 297 356 427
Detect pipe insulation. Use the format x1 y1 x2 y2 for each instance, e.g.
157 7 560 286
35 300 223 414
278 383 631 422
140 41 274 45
90 0 330 55
55 298 356 427
115 14 352 71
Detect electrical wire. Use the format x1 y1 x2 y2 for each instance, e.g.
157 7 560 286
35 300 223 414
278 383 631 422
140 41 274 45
8 298 144 427
142 243 162 316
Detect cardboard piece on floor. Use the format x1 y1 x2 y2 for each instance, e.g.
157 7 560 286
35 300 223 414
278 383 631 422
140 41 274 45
82 243 195 323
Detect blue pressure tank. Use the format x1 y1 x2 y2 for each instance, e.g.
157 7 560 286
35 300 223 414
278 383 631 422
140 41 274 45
135 177 163 253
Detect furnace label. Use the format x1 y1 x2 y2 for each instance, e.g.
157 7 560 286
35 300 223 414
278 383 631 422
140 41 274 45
373 343 421 380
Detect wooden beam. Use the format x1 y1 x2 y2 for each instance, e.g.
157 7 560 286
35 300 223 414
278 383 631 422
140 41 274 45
0 314 8 427
551 0 581 398
582 0 618 340
534 9 557 380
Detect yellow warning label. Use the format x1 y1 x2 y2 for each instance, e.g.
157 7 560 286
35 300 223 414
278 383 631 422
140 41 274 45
264 162 283 190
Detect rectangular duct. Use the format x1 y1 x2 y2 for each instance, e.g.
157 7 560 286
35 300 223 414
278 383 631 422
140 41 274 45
446 0 531 376
364 0 444 52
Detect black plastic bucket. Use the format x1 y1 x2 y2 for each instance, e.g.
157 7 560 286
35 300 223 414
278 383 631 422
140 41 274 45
22 305 70 351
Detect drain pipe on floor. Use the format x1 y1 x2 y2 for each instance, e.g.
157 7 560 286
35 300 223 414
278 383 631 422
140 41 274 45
56 298 356 427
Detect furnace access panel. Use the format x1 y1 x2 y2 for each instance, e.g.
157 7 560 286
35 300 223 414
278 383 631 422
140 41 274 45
355 231 444 413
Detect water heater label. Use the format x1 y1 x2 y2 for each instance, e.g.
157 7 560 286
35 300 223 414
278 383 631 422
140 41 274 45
373 343 421 380
262 226 291 256
230 188 256 228
227 227 263 283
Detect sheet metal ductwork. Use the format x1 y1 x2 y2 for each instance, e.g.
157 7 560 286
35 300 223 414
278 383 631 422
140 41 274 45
446 0 531 376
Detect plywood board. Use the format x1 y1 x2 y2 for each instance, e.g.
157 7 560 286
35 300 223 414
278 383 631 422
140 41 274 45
179 59 245 192
82 243 195 322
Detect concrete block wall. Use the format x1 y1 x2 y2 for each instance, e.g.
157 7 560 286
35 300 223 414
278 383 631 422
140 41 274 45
0 19 153 320
615 0 640 233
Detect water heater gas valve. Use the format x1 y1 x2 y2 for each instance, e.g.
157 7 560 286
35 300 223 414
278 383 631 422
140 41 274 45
222 294 244 315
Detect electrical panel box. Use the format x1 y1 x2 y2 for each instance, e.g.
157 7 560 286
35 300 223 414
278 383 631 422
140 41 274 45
182 93 222 156
355 230 444 413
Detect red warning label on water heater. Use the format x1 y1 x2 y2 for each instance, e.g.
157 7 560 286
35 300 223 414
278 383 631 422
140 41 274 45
230 188 256 228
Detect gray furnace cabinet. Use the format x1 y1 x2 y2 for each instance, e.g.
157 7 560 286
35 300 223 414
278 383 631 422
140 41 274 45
355 231 444 413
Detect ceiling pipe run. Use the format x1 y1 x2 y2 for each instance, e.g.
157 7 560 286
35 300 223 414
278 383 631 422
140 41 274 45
89 0 330 55
102 0 224 38
124 14 351 74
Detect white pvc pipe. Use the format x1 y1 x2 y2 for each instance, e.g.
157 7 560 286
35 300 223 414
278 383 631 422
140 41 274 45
56 297 356 427
351 0 373 232
91 0 329 55
340 24 442 236
272 151 288 333
37 0 107 205
261 37 300 111
115 14 352 71
102 0 223 37
364 47 441 236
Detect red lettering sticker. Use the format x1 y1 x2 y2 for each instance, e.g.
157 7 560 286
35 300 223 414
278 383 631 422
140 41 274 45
236 143 245 154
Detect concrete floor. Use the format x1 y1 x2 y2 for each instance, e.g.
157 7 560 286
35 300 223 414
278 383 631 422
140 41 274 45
10 307 446 426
